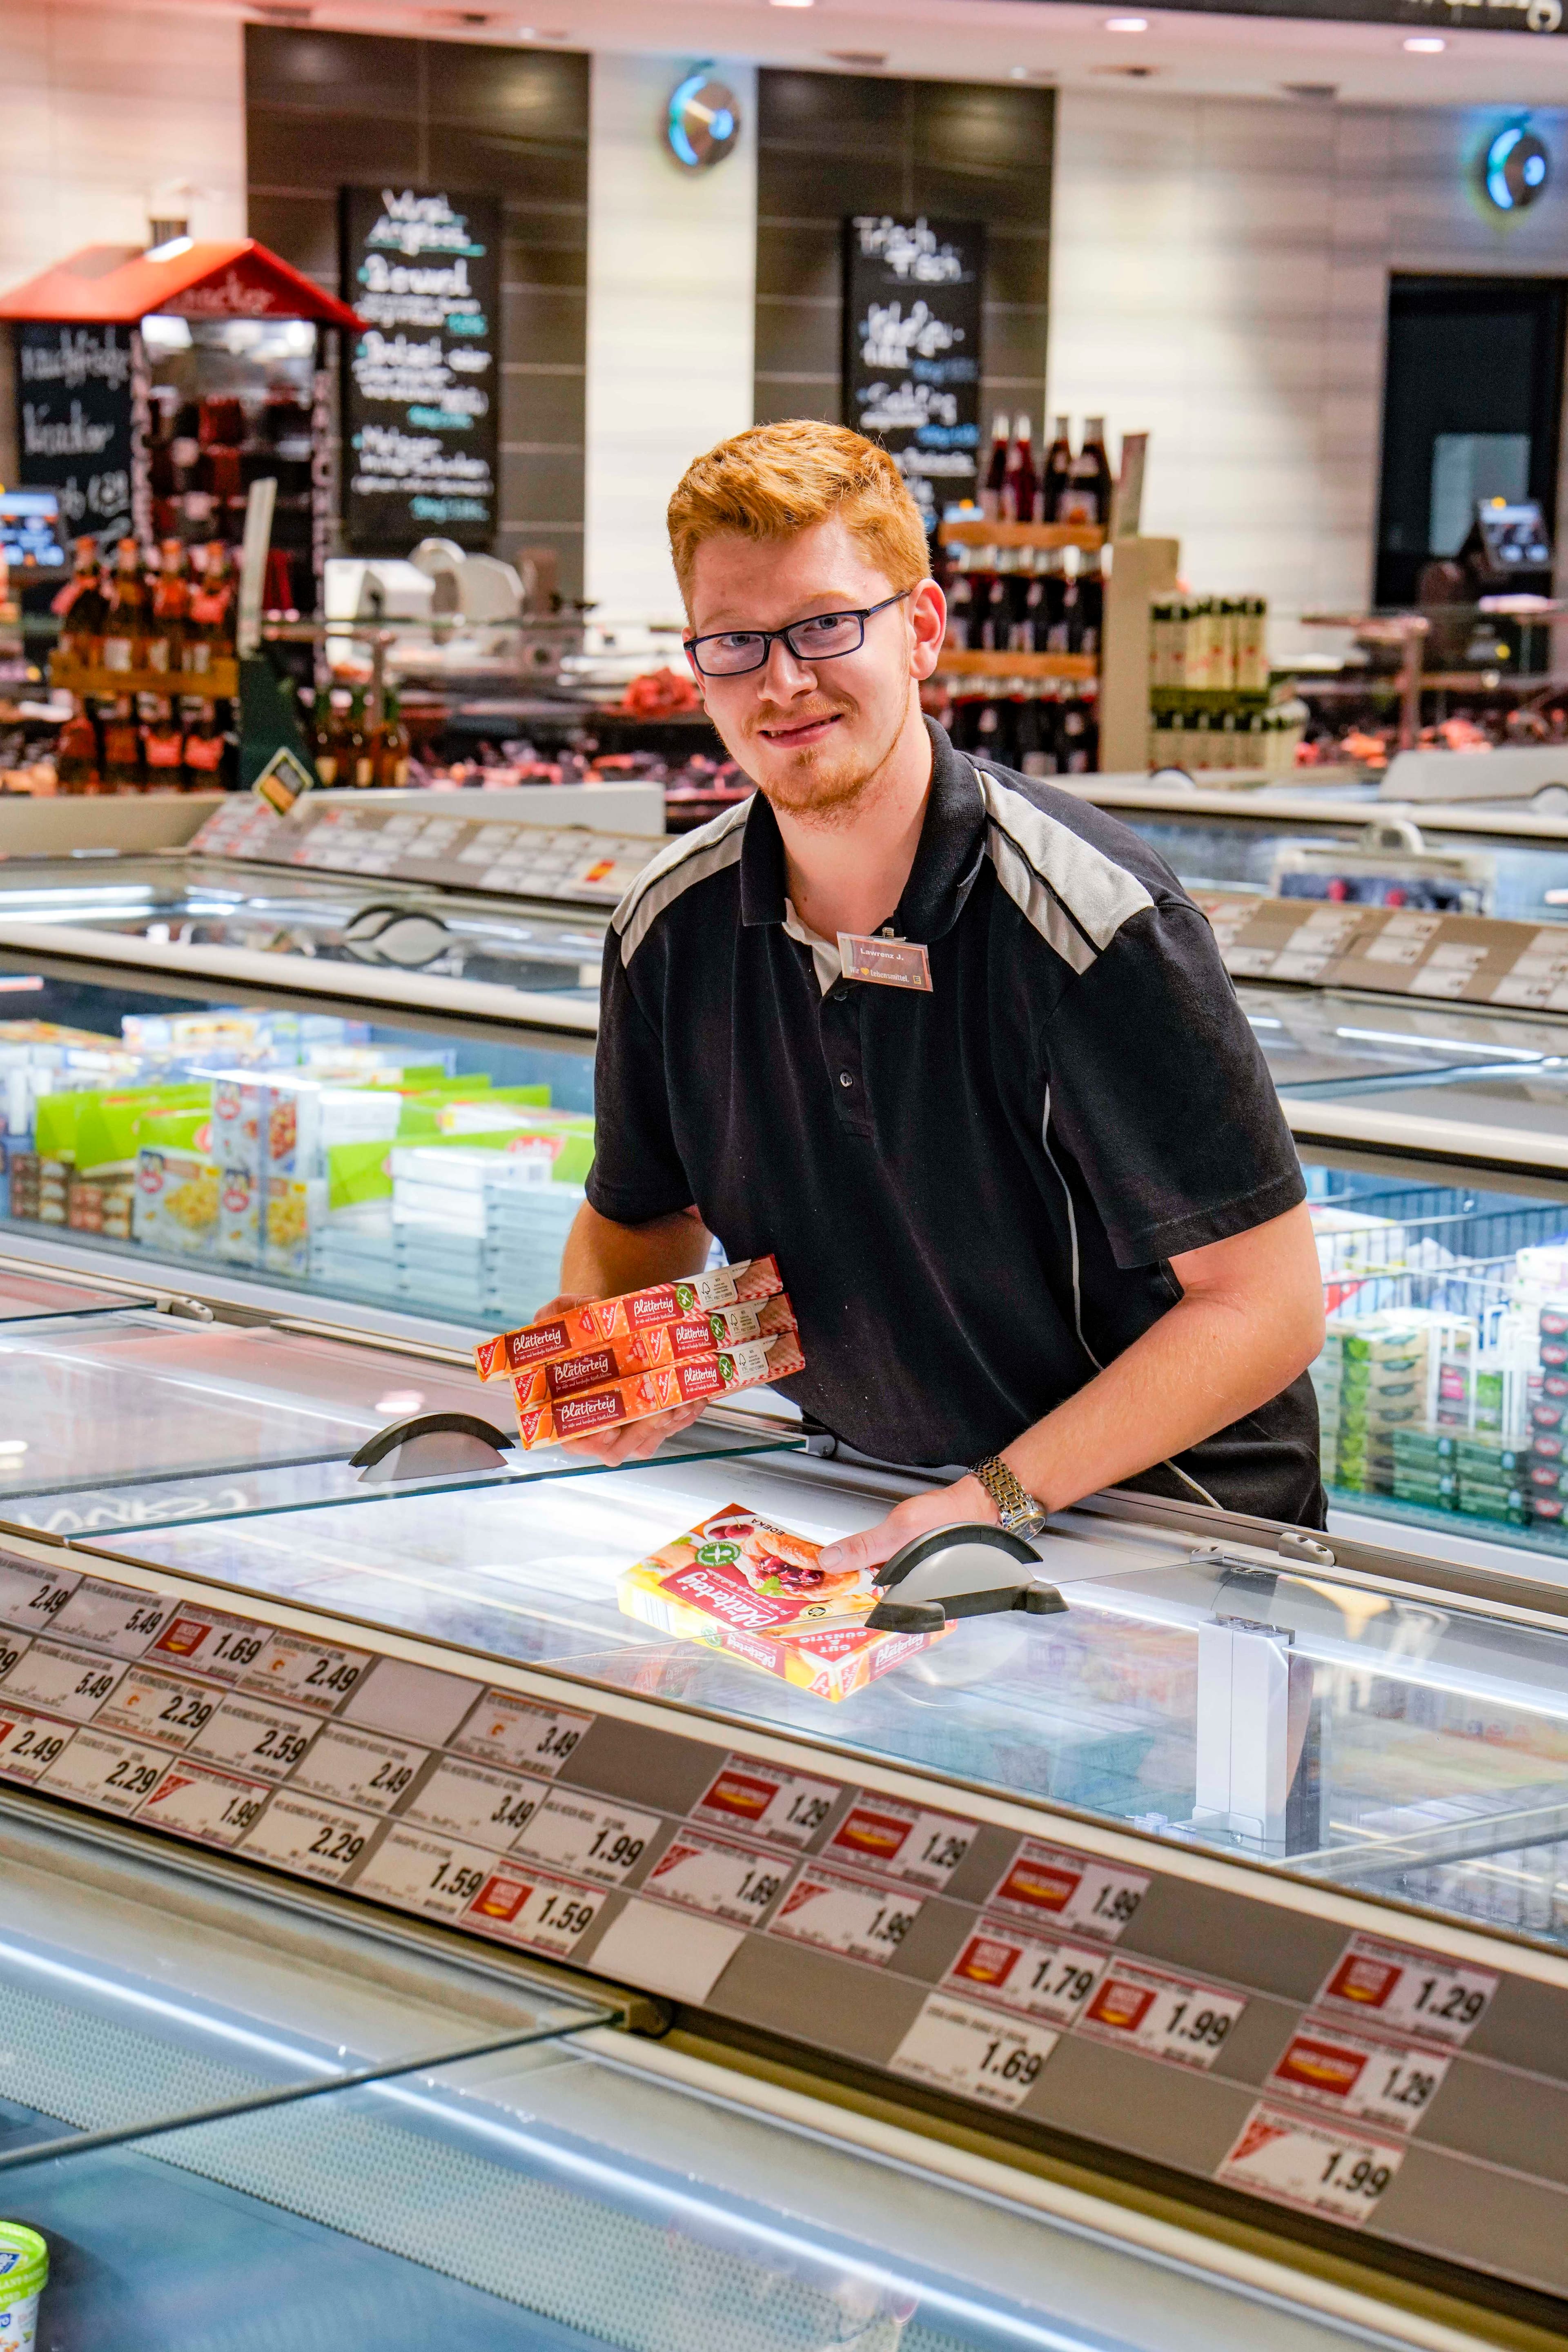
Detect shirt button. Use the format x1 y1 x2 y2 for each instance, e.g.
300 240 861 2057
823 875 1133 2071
839 1072 854 1089
831 986 848 1002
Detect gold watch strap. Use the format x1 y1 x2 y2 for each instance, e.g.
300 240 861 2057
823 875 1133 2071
971 1454 1045 1528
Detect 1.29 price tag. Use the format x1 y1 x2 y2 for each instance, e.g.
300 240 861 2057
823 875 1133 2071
1317 1934 1497 2048
826 1794 976 1891
690 1753 840 1849
891 1994 1058 2111
1268 2020 1452 2135
1218 2102 1405 2226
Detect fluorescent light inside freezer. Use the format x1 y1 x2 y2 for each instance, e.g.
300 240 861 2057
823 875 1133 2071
1335 1025 1546 1061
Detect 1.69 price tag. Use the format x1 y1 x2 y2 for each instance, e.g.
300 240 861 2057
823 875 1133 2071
891 1994 1058 2111
644 1830 794 1924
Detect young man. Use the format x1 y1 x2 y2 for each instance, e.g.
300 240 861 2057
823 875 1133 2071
543 420 1325 1572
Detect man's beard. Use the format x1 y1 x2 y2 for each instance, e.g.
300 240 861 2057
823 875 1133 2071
735 698 904 828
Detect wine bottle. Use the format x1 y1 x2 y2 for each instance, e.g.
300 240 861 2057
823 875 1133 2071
980 414 1011 522
1004 416 1037 526
1042 417 1074 527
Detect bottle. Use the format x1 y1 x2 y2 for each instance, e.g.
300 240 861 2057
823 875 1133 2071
1078 418 1115 530
55 704 101 793
185 541 234 673
347 688 374 788
310 685 339 787
1003 415 1037 526
980 415 1011 522
54 539 108 669
147 539 189 676
1042 417 1074 527
181 706 229 793
100 539 149 676
141 700 186 791
944 543 974 652
1077 557 1105 661
100 697 143 791
373 688 410 789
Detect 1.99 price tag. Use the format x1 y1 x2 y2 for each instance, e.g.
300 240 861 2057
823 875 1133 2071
987 1837 1148 1942
1218 2102 1405 2227
137 1762 269 1847
769 1865 923 1965
891 1994 1058 2111
1077 1961 1245 2069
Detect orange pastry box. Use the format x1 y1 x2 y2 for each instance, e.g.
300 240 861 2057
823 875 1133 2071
475 1255 782 1382
513 1294 798 1404
617 1502 950 1702
512 1329 804 1449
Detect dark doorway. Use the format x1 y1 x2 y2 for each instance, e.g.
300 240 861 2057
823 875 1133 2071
1374 273 1566 609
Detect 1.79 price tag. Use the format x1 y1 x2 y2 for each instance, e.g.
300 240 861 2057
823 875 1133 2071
943 1920 1107 2027
891 1994 1058 2111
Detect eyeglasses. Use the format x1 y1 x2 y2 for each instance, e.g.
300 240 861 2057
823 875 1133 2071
685 588 914 679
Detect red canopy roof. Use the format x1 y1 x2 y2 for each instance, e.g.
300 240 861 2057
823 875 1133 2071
0 239 361 328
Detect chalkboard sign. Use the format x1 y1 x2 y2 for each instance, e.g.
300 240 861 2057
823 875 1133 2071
340 186 500 553
843 217 984 528
15 322 137 549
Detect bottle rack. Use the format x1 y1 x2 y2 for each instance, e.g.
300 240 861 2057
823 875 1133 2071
49 659 240 702
937 650 1097 682
938 521 1107 554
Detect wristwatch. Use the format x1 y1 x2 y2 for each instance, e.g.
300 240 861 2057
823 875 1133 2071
970 1454 1049 1538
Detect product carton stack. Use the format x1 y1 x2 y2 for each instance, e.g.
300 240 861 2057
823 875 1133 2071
1315 1312 1440 1495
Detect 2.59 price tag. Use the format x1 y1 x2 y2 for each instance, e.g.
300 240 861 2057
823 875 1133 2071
1317 1934 1497 2048
1218 2102 1405 2227
891 1994 1058 2111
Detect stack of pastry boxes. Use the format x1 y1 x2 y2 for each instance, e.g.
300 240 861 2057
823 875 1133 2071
1315 1311 1437 1495
1528 1295 1568 1530
474 1256 802 1449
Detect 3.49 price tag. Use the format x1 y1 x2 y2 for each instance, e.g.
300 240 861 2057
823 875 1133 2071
644 1830 794 1924
451 1688 592 1778
690 1753 840 1848
1077 1961 1245 2069
1218 2102 1405 2226
1317 1934 1497 2048
891 1994 1058 2111
406 1757 543 1851
988 1837 1148 1942
943 1921 1108 2027
769 1865 923 1965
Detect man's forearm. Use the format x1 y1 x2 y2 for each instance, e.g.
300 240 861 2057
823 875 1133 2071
559 1201 713 1299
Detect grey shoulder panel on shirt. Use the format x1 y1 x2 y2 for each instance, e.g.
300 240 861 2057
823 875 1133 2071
611 795 752 964
976 766 1155 976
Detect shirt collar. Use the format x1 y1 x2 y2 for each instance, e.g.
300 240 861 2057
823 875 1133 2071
739 719 986 944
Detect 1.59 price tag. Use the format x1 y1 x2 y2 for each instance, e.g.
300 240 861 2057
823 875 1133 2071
354 1827 493 1920
891 1994 1058 2111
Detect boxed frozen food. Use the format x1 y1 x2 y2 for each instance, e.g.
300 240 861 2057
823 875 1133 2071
476 1255 783 1382
133 1149 220 1258
513 1295 798 1404
512 1327 804 1450
617 1502 948 1702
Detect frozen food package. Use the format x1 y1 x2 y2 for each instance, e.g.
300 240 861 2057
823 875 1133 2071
475 1254 782 1381
511 1327 803 1449
512 1294 798 1403
617 1502 948 1702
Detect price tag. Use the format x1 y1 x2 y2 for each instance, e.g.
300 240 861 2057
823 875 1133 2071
1078 1962 1245 2070
137 1763 270 1847
1217 2102 1405 2227
0 1631 29 1685
240 1633 371 1713
769 1865 923 1965
0 1708 72 1782
988 1838 1148 1942
241 1795 379 1884
1 1638 125 1722
463 1868 603 1956
42 1729 166 1815
192 1697 318 1784
148 1607 270 1683
515 1791 661 1886
891 1994 1058 2112
0 1559 78 1633
290 1725 428 1813
450 1688 592 1778
1317 1934 1497 2047
1268 2019 1452 2136
51 1577 172 1658
405 1757 544 1851
942 1921 1108 2027
96 1666 218 1747
690 1753 841 1848
644 1831 795 1924
826 1794 976 1890
354 1828 494 1920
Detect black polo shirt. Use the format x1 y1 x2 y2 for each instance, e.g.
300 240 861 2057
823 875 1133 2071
588 721 1323 1528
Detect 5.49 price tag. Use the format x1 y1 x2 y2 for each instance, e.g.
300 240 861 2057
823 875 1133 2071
1218 2102 1405 2227
891 1994 1058 2111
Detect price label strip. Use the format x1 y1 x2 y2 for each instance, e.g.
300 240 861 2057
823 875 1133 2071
95 1666 218 1747
644 1830 796 1925
239 1633 372 1714
0 1707 72 1782
241 1795 379 1885
42 1728 165 1816
192 1696 318 1784
1267 2017 1452 2136
136 1762 270 1849
450 1688 592 1778
689 1753 841 1849
826 1794 976 1891
1217 2102 1405 2228
987 1837 1148 1942
942 1920 1109 2027
354 1828 494 1921
462 1868 604 1958
891 1994 1059 2113
290 1724 429 1813
1077 1961 1246 2071
1317 1933 1498 2048
769 1864 924 1966
1 1638 125 1723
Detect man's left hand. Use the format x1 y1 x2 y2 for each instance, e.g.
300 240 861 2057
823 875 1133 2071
815 1472 998 1579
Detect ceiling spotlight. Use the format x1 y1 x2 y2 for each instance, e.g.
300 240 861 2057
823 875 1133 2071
770 0 815 9
1105 15 1149 29
1010 63 1027 76
1403 33 1446 48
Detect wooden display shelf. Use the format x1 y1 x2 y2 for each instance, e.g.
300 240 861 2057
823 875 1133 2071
938 520 1106 552
49 659 240 701
936 648 1098 682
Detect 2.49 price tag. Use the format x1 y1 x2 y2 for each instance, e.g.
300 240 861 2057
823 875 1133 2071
891 1994 1058 2111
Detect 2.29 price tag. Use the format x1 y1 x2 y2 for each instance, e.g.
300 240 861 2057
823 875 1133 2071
1218 2102 1405 2227
891 1994 1058 2111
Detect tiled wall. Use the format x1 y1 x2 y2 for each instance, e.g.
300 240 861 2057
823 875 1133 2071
246 25 589 595
1046 89 1568 657
754 71 1054 448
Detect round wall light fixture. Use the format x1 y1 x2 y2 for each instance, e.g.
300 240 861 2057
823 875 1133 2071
666 71 741 171
1485 122 1550 211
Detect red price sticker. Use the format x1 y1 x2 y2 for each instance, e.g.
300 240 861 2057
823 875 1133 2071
891 1994 1058 2111
644 1831 795 1924
988 1838 1148 1941
354 1828 493 1920
462 1868 603 1957
826 1794 976 1890
1317 1934 1497 2048
690 1753 840 1849
942 1921 1107 2027
1217 2102 1405 2227
1078 1962 1245 2070
769 1865 923 1966
148 1608 270 1683
1268 2018 1452 2136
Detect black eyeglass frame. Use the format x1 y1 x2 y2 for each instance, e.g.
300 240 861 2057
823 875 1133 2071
684 587 915 679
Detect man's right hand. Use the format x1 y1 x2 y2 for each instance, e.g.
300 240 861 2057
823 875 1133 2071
526 1291 708 1467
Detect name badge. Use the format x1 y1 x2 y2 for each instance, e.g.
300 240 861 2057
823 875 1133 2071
837 932 933 992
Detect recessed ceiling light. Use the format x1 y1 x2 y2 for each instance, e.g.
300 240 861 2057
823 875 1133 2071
1010 64 1027 76
1403 33 1446 48
1105 14 1149 27
771 0 815 9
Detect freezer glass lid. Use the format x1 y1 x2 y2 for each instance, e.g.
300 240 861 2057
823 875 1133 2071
0 856 606 998
1243 986 1568 1094
88 1454 1568 1949
0 1264 152 1321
